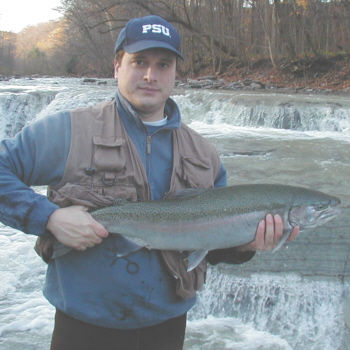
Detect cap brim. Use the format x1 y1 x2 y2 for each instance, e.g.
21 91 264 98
124 40 183 60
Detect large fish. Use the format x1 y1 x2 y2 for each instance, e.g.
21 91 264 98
51 184 341 269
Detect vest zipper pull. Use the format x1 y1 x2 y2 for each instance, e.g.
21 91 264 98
147 135 152 154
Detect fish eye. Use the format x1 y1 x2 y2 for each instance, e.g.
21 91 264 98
316 203 327 210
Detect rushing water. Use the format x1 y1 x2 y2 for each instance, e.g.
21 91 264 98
1 77 350 349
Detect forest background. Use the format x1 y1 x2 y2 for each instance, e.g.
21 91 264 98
1 0 350 90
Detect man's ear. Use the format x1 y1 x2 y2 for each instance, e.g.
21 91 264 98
114 59 119 80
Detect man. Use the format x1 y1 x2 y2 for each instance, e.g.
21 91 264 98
0 15 298 350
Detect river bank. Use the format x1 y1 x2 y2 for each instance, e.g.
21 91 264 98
183 54 350 94
1 54 350 95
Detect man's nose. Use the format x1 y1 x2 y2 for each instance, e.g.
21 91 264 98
143 66 157 82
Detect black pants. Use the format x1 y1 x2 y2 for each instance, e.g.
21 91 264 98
50 309 186 350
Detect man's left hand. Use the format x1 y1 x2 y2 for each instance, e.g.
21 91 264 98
239 214 299 251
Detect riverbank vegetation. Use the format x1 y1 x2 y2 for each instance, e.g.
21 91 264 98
1 0 350 90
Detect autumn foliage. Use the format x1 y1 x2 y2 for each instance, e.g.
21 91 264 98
1 0 350 87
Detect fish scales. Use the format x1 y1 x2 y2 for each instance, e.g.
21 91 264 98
51 184 340 260
91 184 340 251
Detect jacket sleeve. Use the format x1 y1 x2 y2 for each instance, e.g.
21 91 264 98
206 247 255 265
214 163 227 188
208 162 256 265
0 112 71 236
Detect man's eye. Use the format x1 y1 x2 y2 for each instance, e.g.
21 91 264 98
133 60 145 66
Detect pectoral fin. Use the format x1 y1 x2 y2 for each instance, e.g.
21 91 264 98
51 241 73 259
186 250 208 272
272 230 291 253
114 234 143 257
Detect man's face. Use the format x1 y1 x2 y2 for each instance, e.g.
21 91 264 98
114 48 177 121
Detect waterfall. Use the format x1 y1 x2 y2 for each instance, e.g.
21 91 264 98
189 268 347 350
0 88 57 138
174 90 350 134
1 80 350 141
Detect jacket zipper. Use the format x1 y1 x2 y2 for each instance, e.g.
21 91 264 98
146 134 152 199
146 135 152 155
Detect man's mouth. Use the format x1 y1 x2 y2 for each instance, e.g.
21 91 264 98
138 86 160 93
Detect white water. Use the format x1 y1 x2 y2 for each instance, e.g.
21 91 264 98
1 77 350 349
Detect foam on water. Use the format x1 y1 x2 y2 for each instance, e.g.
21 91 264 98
190 268 347 350
186 120 350 142
185 316 292 350
0 224 54 337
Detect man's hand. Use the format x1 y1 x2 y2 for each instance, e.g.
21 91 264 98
239 214 299 252
46 205 108 251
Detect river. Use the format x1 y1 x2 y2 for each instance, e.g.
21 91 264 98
0 77 350 349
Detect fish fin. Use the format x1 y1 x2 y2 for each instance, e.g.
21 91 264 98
186 250 208 272
272 230 291 253
164 188 206 200
114 235 144 258
52 235 144 260
51 241 73 259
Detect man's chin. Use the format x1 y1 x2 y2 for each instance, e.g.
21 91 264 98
133 99 166 113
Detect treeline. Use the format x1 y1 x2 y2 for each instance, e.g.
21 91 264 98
1 0 350 78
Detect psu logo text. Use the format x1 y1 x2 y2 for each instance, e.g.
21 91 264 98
142 24 171 37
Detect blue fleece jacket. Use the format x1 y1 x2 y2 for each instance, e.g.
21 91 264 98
0 92 226 329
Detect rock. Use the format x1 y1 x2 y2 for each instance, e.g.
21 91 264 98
186 79 214 89
197 75 217 81
83 78 97 83
250 81 265 89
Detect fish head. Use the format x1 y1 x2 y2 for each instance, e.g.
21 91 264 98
288 195 341 230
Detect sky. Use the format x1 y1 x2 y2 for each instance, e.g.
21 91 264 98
0 0 62 33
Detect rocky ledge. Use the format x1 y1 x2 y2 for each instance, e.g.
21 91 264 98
175 75 350 95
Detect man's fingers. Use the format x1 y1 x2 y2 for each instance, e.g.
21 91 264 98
47 206 108 250
91 222 109 239
287 226 300 241
235 212 300 253
273 214 284 243
264 214 275 248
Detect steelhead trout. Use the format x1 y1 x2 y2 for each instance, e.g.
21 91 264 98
51 184 341 269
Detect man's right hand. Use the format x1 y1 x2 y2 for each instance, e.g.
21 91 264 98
46 205 108 251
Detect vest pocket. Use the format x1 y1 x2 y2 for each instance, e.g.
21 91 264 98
93 136 126 172
99 180 138 202
179 156 214 188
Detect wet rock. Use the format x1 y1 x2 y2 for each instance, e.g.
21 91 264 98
83 78 97 83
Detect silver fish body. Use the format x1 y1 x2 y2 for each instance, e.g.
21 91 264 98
91 184 340 251
52 184 341 261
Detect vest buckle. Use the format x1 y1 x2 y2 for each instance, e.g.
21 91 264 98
101 174 118 186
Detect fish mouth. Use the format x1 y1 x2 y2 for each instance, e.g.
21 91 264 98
289 204 341 230
317 206 341 223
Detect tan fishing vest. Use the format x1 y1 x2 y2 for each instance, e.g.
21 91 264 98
36 99 221 299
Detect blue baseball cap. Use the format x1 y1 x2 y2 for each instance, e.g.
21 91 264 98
114 15 183 59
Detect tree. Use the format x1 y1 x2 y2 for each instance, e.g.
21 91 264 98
2 0 350 77
0 32 16 75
